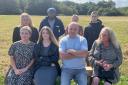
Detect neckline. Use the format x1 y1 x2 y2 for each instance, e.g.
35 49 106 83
19 40 31 45
42 42 51 48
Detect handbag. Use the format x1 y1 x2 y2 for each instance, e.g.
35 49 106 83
98 66 115 80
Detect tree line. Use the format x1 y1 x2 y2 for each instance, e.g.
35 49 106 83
0 0 128 16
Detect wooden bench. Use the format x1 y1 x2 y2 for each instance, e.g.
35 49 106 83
86 66 93 85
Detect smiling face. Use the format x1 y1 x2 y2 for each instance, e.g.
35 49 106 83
68 22 79 37
100 29 110 43
20 29 31 41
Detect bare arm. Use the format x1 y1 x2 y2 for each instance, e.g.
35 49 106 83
67 49 88 58
10 56 22 75
10 56 17 70
25 59 34 70
19 59 35 74
60 52 75 60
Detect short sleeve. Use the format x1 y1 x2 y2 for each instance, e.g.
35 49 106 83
8 44 15 57
59 39 66 52
81 37 88 51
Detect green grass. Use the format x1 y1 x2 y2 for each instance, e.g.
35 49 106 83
0 15 128 85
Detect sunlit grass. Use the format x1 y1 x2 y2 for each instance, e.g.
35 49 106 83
0 15 128 85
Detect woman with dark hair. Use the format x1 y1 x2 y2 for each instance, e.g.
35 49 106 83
33 26 60 85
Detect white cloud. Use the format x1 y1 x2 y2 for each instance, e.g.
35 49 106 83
113 0 128 7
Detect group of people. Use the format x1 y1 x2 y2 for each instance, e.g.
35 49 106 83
5 8 122 85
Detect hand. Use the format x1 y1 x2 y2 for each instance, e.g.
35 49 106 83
14 67 28 75
20 67 28 73
103 64 113 71
67 49 76 54
96 59 104 66
14 69 22 75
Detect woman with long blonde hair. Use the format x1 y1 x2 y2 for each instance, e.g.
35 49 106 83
13 12 38 43
89 27 122 85
33 26 60 85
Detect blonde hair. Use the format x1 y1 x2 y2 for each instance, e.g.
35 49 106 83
96 27 120 49
20 26 32 35
72 14 79 21
20 13 33 27
91 11 98 16
72 14 78 17
38 26 58 47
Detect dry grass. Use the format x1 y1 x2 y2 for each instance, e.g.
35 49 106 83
0 15 128 85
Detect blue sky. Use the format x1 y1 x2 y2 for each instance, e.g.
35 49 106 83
57 0 128 7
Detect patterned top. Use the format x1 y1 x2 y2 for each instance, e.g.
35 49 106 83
89 41 122 68
88 41 123 83
8 41 35 69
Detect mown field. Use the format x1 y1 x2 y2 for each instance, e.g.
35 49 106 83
0 15 128 85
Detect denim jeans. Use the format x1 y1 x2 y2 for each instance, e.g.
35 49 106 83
61 68 87 85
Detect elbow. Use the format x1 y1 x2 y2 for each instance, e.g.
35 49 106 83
113 62 122 68
59 54 64 59
85 52 89 57
83 51 89 57
118 60 122 67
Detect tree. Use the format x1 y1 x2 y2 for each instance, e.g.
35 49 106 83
0 0 20 14
97 0 115 8
0 0 127 16
27 0 56 15
17 0 28 12
84 2 97 15
98 8 123 16
62 1 78 15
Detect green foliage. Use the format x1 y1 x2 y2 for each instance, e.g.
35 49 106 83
118 7 128 16
97 0 115 8
0 74 4 84
27 0 54 15
0 0 20 15
0 15 128 85
98 8 123 16
0 0 127 16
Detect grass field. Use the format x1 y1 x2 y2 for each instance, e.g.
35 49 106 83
0 15 128 85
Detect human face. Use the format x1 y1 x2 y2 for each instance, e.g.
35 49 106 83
42 29 50 40
20 29 31 41
79 29 83 36
68 24 78 37
48 12 56 19
21 16 30 26
100 29 109 43
72 16 79 22
90 14 98 23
